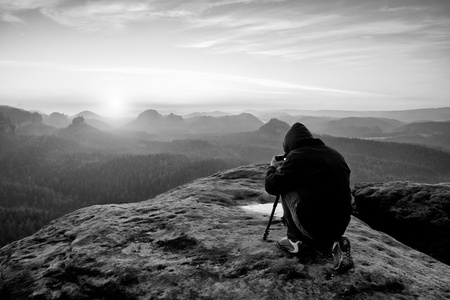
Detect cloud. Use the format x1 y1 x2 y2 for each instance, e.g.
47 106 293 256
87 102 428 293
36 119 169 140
0 10 24 24
0 0 62 11
171 0 450 65
379 6 425 13
0 60 390 98
40 2 151 33
0 0 193 32
1 0 449 65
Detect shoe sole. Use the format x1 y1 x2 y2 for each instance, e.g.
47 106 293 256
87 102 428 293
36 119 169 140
334 237 354 272
277 241 300 254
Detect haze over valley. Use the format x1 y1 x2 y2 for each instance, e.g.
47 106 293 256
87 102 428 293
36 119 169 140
1 104 450 248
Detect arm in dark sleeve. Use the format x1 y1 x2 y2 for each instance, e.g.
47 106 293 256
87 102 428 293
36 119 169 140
265 159 297 196
265 166 279 195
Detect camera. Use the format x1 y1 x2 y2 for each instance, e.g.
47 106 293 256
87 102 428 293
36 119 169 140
275 154 286 162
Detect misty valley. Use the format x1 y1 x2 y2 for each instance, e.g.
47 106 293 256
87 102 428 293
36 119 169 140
1 105 449 247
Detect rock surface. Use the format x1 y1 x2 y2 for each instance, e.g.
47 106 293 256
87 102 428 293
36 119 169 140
352 181 450 265
1 164 450 299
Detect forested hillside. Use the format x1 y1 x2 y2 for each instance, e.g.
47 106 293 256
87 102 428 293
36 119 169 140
0 105 42 126
321 136 450 183
0 134 239 247
384 121 450 151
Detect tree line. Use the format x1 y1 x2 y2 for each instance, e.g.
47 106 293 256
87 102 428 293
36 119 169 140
0 135 239 247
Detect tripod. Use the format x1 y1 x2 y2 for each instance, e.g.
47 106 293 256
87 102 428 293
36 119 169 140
263 194 280 241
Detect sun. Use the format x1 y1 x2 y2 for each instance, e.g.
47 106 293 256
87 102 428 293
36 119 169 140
109 99 123 116
102 94 127 118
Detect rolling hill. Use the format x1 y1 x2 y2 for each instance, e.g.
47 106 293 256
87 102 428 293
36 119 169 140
257 107 450 123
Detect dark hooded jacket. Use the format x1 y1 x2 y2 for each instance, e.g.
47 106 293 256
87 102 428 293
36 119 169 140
265 123 352 242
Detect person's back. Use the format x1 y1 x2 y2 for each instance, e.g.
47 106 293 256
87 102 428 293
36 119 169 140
265 122 354 271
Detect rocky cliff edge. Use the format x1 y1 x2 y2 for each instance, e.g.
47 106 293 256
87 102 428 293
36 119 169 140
1 164 449 299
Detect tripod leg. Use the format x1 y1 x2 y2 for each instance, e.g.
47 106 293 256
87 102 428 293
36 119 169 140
263 195 280 241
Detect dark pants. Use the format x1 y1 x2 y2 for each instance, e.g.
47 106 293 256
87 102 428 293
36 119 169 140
281 191 334 252
281 191 313 241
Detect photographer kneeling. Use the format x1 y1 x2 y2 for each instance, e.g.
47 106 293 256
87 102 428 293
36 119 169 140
265 123 354 272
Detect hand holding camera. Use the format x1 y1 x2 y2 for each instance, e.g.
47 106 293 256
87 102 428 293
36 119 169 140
270 154 286 168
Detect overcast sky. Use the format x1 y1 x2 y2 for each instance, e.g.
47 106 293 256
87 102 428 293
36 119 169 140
1 0 449 117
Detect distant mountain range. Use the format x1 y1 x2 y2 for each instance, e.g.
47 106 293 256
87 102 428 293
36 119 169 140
185 113 263 134
255 107 450 123
1 105 449 150
125 109 185 134
302 117 405 138
1 106 449 184
183 111 232 118
124 109 263 135
41 111 116 130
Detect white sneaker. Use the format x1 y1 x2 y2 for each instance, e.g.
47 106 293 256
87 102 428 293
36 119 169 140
277 237 302 254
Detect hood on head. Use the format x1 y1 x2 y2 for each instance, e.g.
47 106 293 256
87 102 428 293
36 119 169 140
283 122 313 154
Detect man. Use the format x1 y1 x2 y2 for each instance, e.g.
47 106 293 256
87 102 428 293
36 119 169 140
265 123 354 271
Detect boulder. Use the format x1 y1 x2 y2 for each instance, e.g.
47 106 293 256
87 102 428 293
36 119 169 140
352 181 450 265
1 165 449 299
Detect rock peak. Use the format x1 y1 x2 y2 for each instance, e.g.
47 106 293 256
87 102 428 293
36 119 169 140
259 118 290 136
137 109 163 120
1 164 449 299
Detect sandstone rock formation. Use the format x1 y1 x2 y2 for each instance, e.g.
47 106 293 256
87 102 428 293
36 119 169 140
352 181 450 266
1 164 450 299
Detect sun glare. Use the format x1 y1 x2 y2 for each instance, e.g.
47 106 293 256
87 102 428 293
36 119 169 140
102 94 126 117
